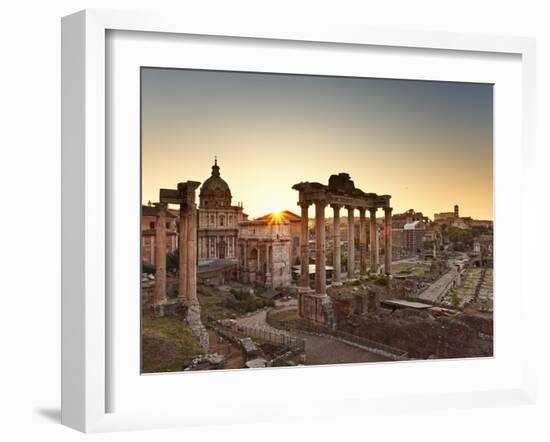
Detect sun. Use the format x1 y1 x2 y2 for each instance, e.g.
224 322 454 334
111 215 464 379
269 211 286 224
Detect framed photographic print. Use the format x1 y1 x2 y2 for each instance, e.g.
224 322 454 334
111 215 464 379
61 9 537 433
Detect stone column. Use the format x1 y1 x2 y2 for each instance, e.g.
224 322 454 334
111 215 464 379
243 240 248 270
187 198 199 306
178 206 189 302
256 244 260 277
299 202 310 292
315 201 327 295
331 204 342 285
153 203 168 307
359 208 367 277
369 207 378 273
384 207 393 275
265 244 272 287
346 206 355 279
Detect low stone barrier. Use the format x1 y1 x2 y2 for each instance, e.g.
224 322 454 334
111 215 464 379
216 319 305 352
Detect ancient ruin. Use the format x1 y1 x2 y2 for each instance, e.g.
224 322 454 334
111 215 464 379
292 173 393 328
154 180 209 351
237 217 293 288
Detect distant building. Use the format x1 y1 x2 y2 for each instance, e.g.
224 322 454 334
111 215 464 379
434 204 459 224
472 233 493 267
393 208 430 227
197 159 248 262
469 219 493 229
390 209 431 257
392 219 427 257
141 204 178 265
450 217 470 230
434 204 493 230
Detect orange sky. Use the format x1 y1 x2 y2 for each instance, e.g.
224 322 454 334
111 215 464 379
141 69 493 221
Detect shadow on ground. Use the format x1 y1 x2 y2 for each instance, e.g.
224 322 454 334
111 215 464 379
35 408 61 423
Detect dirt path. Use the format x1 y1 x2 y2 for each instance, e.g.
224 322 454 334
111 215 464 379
207 329 245 369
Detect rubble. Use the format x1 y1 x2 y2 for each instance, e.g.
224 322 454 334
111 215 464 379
245 358 268 368
185 353 226 370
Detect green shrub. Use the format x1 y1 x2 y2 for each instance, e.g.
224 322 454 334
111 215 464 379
372 274 389 286
450 292 461 308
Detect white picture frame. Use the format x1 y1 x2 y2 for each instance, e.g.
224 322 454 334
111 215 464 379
61 9 537 433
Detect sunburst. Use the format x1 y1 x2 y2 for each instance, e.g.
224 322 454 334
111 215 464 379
269 211 286 224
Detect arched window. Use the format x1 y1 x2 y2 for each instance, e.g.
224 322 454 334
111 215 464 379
220 215 224 226
210 215 215 224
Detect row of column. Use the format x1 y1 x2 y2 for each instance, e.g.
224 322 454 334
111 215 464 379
200 235 236 259
299 202 392 295
153 200 199 307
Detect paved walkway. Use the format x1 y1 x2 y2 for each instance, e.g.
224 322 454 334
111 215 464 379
417 268 459 303
234 298 296 332
295 331 388 365
235 298 388 364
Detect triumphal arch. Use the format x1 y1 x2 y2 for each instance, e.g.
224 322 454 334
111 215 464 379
292 173 393 328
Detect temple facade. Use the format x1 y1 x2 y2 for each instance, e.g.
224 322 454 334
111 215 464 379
293 173 393 328
197 159 247 262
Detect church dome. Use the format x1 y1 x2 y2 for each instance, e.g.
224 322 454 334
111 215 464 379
199 158 232 208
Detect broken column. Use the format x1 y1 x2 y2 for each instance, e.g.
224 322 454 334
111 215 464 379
153 203 168 315
331 204 342 285
347 206 355 279
159 181 208 351
315 201 327 295
178 200 189 304
185 183 199 306
369 207 378 273
384 207 393 275
359 208 367 277
299 202 310 292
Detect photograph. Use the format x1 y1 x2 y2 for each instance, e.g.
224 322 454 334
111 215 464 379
140 67 494 373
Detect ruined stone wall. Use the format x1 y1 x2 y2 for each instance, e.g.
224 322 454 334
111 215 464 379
337 310 493 359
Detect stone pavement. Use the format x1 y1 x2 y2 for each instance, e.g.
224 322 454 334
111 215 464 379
294 331 388 365
417 267 460 303
235 298 388 364
234 298 296 333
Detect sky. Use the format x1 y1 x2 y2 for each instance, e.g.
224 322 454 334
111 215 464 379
141 68 493 220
